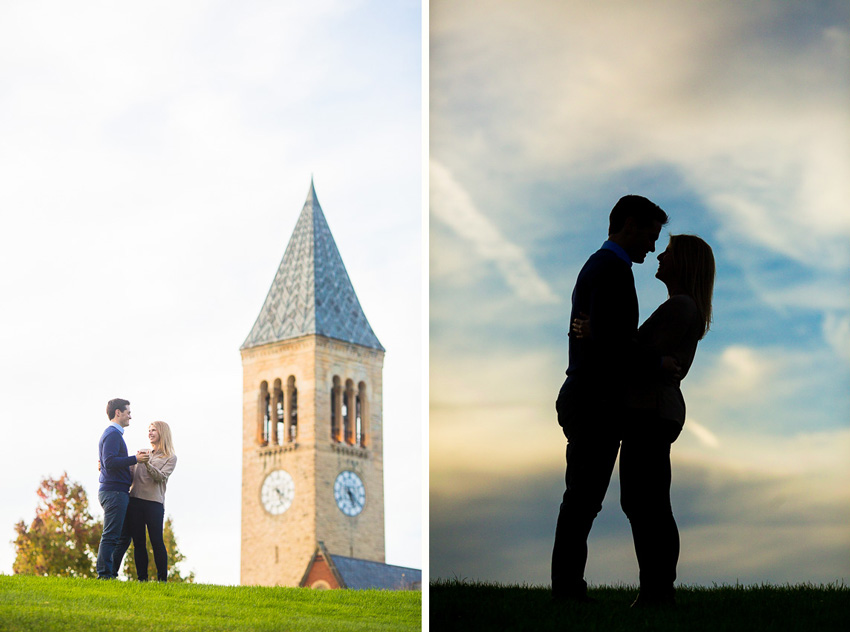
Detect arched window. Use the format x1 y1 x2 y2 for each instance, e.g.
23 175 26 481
355 392 362 446
357 381 369 448
273 379 284 446
344 379 355 445
331 376 342 442
259 381 270 446
288 376 298 442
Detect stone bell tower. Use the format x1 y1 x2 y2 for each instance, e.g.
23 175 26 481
240 180 385 587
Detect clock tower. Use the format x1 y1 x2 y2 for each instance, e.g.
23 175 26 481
240 180 386 587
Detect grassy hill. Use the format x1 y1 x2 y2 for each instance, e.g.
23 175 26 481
0 575 420 632
430 579 849 632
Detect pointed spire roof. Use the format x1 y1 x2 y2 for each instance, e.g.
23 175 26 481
242 181 384 351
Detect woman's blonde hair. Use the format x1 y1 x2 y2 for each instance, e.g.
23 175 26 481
150 421 175 458
667 234 715 339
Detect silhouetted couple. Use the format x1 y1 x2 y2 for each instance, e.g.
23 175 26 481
551 195 715 607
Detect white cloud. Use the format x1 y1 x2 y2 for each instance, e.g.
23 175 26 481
692 345 777 404
432 0 850 268
682 343 849 438
430 345 561 407
675 428 850 503
686 418 720 449
430 158 558 304
823 313 850 363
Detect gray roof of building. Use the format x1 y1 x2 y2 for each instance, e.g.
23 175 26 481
330 554 422 590
242 181 383 351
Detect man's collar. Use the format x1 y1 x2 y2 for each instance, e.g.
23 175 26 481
602 240 632 267
108 421 125 435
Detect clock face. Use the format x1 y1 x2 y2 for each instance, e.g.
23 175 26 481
334 471 366 517
260 469 295 515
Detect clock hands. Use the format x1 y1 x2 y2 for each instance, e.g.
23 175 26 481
262 471 295 515
334 471 365 516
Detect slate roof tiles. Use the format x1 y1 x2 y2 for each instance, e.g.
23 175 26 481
242 181 383 351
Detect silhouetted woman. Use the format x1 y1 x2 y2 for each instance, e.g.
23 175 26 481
574 234 715 606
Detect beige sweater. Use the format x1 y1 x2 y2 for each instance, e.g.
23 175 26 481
129 452 177 504
629 294 703 426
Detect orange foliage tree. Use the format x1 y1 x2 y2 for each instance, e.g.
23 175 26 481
13 472 102 577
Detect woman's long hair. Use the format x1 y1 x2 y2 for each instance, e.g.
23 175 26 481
668 234 715 339
150 421 176 458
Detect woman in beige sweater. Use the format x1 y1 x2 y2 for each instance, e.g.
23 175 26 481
113 421 178 581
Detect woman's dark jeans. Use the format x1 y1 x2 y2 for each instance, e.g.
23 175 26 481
620 415 681 598
113 497 167 581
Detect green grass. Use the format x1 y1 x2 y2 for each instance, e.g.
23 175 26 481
430 579 850 632
0 575 420 632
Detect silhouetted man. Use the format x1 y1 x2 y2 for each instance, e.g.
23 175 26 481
551 195 670 602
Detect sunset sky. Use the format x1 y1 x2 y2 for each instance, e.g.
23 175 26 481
430 0 849 586
0 0 421 583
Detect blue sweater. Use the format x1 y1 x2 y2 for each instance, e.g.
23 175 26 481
562 247 658 405
98 426 137 492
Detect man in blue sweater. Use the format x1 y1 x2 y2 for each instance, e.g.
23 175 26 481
97 398 150 579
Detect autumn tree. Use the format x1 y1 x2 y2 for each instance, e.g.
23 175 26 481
13 472 102 578
14 473 194 582
121 515 195 583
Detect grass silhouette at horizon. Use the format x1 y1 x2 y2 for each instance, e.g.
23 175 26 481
430 578 849 632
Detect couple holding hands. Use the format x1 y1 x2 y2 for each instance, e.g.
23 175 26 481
96 398 178 581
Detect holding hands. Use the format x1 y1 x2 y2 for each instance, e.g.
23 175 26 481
570 312 591 340
98 451 148 472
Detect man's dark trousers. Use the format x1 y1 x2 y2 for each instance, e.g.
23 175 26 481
551 396 622 598
551 244 643 598
96 490 130 579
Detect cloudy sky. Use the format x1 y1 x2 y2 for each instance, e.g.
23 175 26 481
431 0 849 587
0 1 421 583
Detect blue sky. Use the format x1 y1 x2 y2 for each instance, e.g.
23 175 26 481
430 0 849 586
0 0 422 583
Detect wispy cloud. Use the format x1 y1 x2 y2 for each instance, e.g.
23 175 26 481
686 419 720 449
430 158 558 304
683 344 849 435
432 0 850 273
823 313 850 363
703 346 775 400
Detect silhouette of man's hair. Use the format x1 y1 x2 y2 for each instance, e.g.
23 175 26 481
608 195 669 235
106 398 130 420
